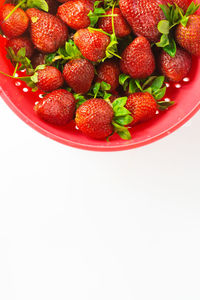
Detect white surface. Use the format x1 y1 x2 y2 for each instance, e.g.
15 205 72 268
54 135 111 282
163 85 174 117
0 97 199 300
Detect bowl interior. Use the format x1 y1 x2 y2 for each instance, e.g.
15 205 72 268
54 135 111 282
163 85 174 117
0 5 199 151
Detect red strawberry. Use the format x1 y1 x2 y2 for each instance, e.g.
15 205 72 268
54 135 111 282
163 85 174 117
125 92 157 125
119 0 165 42
175 15 200 57
0 4 29 38
164 0 190 11
34 89 76 125
37 66 64 92
57 0 93 30
31 51 46 69
159 48 192 82
7 36 34 58
120 36 155 79
96 59 120 91
74 28 110 62
26 8 68 53
98 7 131 38
63 58 95 94
75 98 114 139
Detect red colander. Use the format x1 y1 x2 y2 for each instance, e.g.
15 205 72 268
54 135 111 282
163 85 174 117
0 0 199 151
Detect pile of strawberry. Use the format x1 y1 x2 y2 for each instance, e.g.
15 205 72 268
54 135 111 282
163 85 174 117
0 0 199 140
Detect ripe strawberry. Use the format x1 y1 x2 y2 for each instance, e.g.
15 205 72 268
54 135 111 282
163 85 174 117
175 15 200 57
164 0 190 11
119 0 165 42
63 58 95 94
37 66 64 92
31 52 46 69
7 36 34 58
0 4 29 38
74 28 110 62
98 8 131 38
96 59 120 91
34 89 76 125
75 98 114 139
125 92 157 125
26 8 68 53
159 48 192 82
120 36 155 79
57 0 93 30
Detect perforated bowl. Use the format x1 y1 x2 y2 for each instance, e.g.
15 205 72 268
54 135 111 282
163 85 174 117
0 0 199 151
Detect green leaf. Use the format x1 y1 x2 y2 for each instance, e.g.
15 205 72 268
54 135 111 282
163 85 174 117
74 94 87 108
153 86 167 100
119 73 130 85
93 82 101 98
34 64 46 72
112 97 127 110
88 1 106 27
157 20 170 34
180 16 189 26
104 92 112 99
185 2 200 17
100 81 111 91
30 72 38 83
115 115 133 126
157 100 174 110
151 76 165 91
163 37 176 57
156 34 169 48
112 121 132 140
135 79 143 91
128 79 137 94
159 4 170 19
26 0 49 12
114 106 131 117
17 47 26 58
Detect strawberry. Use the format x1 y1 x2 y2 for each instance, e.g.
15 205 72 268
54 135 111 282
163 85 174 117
96 59 120 91
34 89 76 125
125 92 158 125
98 7 131 38
119 0 165 42
26 8 68 53
0 4 29 38
74 28 110 62
57 0 93 30
75 98 114 139
37 66 64 92
7 36 34 58
31 51 46 69
175 15 200 57
75 97 133 139
159 47 192 82
63 58 95 94
120 36 155 79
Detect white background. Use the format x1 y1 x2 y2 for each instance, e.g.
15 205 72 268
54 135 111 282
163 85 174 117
0 98 199 300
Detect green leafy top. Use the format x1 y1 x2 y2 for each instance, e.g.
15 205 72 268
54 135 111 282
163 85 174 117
112 97 133 140
88 1 106 27
6 47 34 75
45 40 82 69
104 0 119 9
119 74 174 110
156 1 200 57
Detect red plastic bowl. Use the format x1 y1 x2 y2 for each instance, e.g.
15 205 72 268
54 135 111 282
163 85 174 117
0 2 199 151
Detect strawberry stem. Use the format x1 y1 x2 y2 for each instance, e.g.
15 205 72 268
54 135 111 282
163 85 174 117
12 62 19 77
